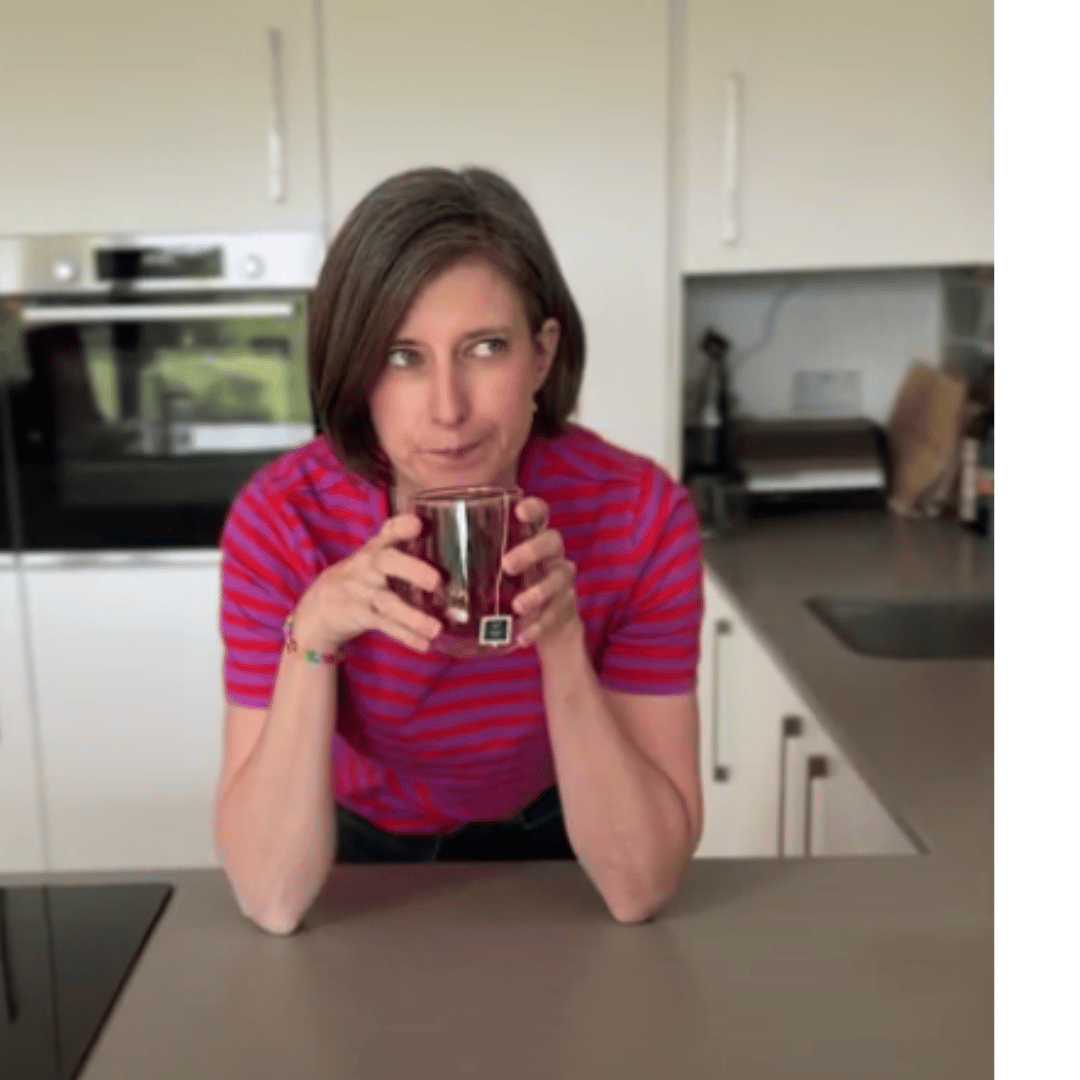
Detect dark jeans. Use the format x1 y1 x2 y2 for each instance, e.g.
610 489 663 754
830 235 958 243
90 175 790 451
335 785 576 863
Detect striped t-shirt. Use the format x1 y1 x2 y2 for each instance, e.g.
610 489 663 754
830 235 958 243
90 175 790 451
219 423 703 834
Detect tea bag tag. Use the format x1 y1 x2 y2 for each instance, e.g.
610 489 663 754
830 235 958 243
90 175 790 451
479 615 512 647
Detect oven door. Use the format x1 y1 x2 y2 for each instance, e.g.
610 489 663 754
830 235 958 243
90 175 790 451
4 292 314 550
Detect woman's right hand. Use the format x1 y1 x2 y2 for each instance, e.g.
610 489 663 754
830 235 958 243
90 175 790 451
289 513 443 653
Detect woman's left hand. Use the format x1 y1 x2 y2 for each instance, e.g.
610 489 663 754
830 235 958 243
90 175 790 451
502 497 581 650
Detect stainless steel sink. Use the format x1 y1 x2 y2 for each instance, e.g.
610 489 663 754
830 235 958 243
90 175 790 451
806 593 993 660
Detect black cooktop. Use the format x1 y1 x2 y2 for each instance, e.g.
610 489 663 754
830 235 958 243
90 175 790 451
0 882 173 1080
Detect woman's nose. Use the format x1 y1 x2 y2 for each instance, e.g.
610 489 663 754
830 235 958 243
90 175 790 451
429 358 469 427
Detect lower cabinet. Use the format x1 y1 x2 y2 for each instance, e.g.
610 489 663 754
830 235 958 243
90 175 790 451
694 569 915 859
0 557 47 872
780 711 917 858
22 552 225 871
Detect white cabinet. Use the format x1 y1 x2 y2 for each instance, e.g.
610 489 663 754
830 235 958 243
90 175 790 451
0 558 47 872
22 553 225 870
696 571 784 857
321 0 673 469
695 568 914 859
682 0 993 273
0 0 323 235
781 707 917 858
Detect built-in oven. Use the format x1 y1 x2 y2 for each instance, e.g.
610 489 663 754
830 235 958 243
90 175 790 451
0 232 323 549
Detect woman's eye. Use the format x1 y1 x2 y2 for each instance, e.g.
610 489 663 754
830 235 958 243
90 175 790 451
471 338 507 358
387 348 420 369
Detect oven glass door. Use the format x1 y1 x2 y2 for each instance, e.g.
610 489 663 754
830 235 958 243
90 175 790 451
5 292 314 549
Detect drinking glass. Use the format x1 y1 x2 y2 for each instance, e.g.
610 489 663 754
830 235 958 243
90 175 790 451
391 485 542 657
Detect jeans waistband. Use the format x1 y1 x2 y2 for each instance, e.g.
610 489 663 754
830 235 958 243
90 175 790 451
339 784 562 841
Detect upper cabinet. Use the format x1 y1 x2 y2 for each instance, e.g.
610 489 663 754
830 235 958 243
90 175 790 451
682 0 993 273
0 0 323 235
321 0 673 469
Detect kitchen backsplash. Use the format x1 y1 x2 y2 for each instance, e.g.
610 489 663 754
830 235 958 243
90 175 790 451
682 266 988 426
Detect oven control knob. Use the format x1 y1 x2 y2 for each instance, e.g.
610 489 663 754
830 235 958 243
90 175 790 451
52 257 79 284
241 253 266 280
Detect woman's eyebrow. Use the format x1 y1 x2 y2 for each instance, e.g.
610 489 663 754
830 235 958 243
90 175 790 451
390 325 514 347
462 325 513 339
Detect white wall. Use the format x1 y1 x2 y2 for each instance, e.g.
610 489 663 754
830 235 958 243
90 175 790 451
682 268 947 426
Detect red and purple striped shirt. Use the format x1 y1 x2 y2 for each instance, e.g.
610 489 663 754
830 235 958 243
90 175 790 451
219 423 703 833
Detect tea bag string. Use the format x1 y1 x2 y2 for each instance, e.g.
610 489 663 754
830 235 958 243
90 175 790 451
493 491 510 617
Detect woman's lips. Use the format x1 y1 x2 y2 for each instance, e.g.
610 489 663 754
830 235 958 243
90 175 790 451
427 438 485 462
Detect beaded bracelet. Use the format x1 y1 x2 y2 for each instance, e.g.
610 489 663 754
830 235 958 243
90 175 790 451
282 615 345 666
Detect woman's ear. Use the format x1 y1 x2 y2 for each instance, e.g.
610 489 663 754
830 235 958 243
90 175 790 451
533 318 561 392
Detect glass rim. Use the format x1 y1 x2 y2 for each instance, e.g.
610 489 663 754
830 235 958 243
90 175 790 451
411 484 522 507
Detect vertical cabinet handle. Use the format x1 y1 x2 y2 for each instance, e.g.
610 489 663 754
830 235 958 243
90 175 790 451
711 620 732 781
267 28 287 204
721 71 743 246
777 715 802 856
0 890 17 1021
804 755 829 857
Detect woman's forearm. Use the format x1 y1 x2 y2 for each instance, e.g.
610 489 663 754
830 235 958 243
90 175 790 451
538 623 695 924
214 655 338 935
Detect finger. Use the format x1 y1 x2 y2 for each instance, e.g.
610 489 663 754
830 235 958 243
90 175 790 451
342 514 422 574
370 587 443 641
503 527 564 575
375 512 423 548
512 559 576 617
372 546 442 592
516 592 577 647
369 610 438 653
515 496 549 528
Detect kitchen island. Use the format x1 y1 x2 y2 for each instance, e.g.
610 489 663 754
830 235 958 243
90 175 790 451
2 511 992 1080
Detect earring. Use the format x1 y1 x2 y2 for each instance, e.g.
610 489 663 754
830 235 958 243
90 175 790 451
531 399 538 415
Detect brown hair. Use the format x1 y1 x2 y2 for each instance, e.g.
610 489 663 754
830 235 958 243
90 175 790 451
308 166 586 482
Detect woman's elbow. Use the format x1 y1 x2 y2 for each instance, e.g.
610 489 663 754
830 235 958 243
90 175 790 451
246 899 304 936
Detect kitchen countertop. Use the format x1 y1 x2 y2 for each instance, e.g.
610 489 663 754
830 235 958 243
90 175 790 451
2 511 993 1080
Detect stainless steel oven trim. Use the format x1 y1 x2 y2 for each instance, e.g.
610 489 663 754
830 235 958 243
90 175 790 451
0 232 324 295
19 550 223 570
20 300 296 324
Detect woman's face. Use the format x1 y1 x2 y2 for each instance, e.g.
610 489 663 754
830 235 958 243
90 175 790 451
369 257 560 504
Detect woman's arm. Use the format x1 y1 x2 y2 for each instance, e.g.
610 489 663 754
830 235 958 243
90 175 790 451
537 622 702 924
214 514 442 935
508 498 704 924
213 664 338 936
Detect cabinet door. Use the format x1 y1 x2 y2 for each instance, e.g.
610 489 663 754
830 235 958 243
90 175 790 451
0 560 47 872
781 698 917 858
0 0 322 234
683 0 993 272
322 0 673 468
695 571 785 858
23 553 225 870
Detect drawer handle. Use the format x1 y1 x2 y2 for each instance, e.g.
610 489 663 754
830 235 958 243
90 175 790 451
0 890 18 1021
711 619 732 781
777 714 802 856
804 754 830 857
267 28 287 203
721 71 743 245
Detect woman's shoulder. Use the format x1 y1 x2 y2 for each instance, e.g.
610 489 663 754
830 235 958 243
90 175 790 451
233 435 378 515
538 424 684 498
221 435 384 568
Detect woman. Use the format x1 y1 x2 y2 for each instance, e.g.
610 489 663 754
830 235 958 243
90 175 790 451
214 167 704 933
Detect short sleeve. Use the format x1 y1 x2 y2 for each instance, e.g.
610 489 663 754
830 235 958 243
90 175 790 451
219 483 311 709
598 470 704 695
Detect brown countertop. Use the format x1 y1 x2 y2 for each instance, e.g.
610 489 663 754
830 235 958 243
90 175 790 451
2 511 993 1080
702 509 993 869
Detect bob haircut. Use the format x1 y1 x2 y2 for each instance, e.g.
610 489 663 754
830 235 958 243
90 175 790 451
308 166 586 483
